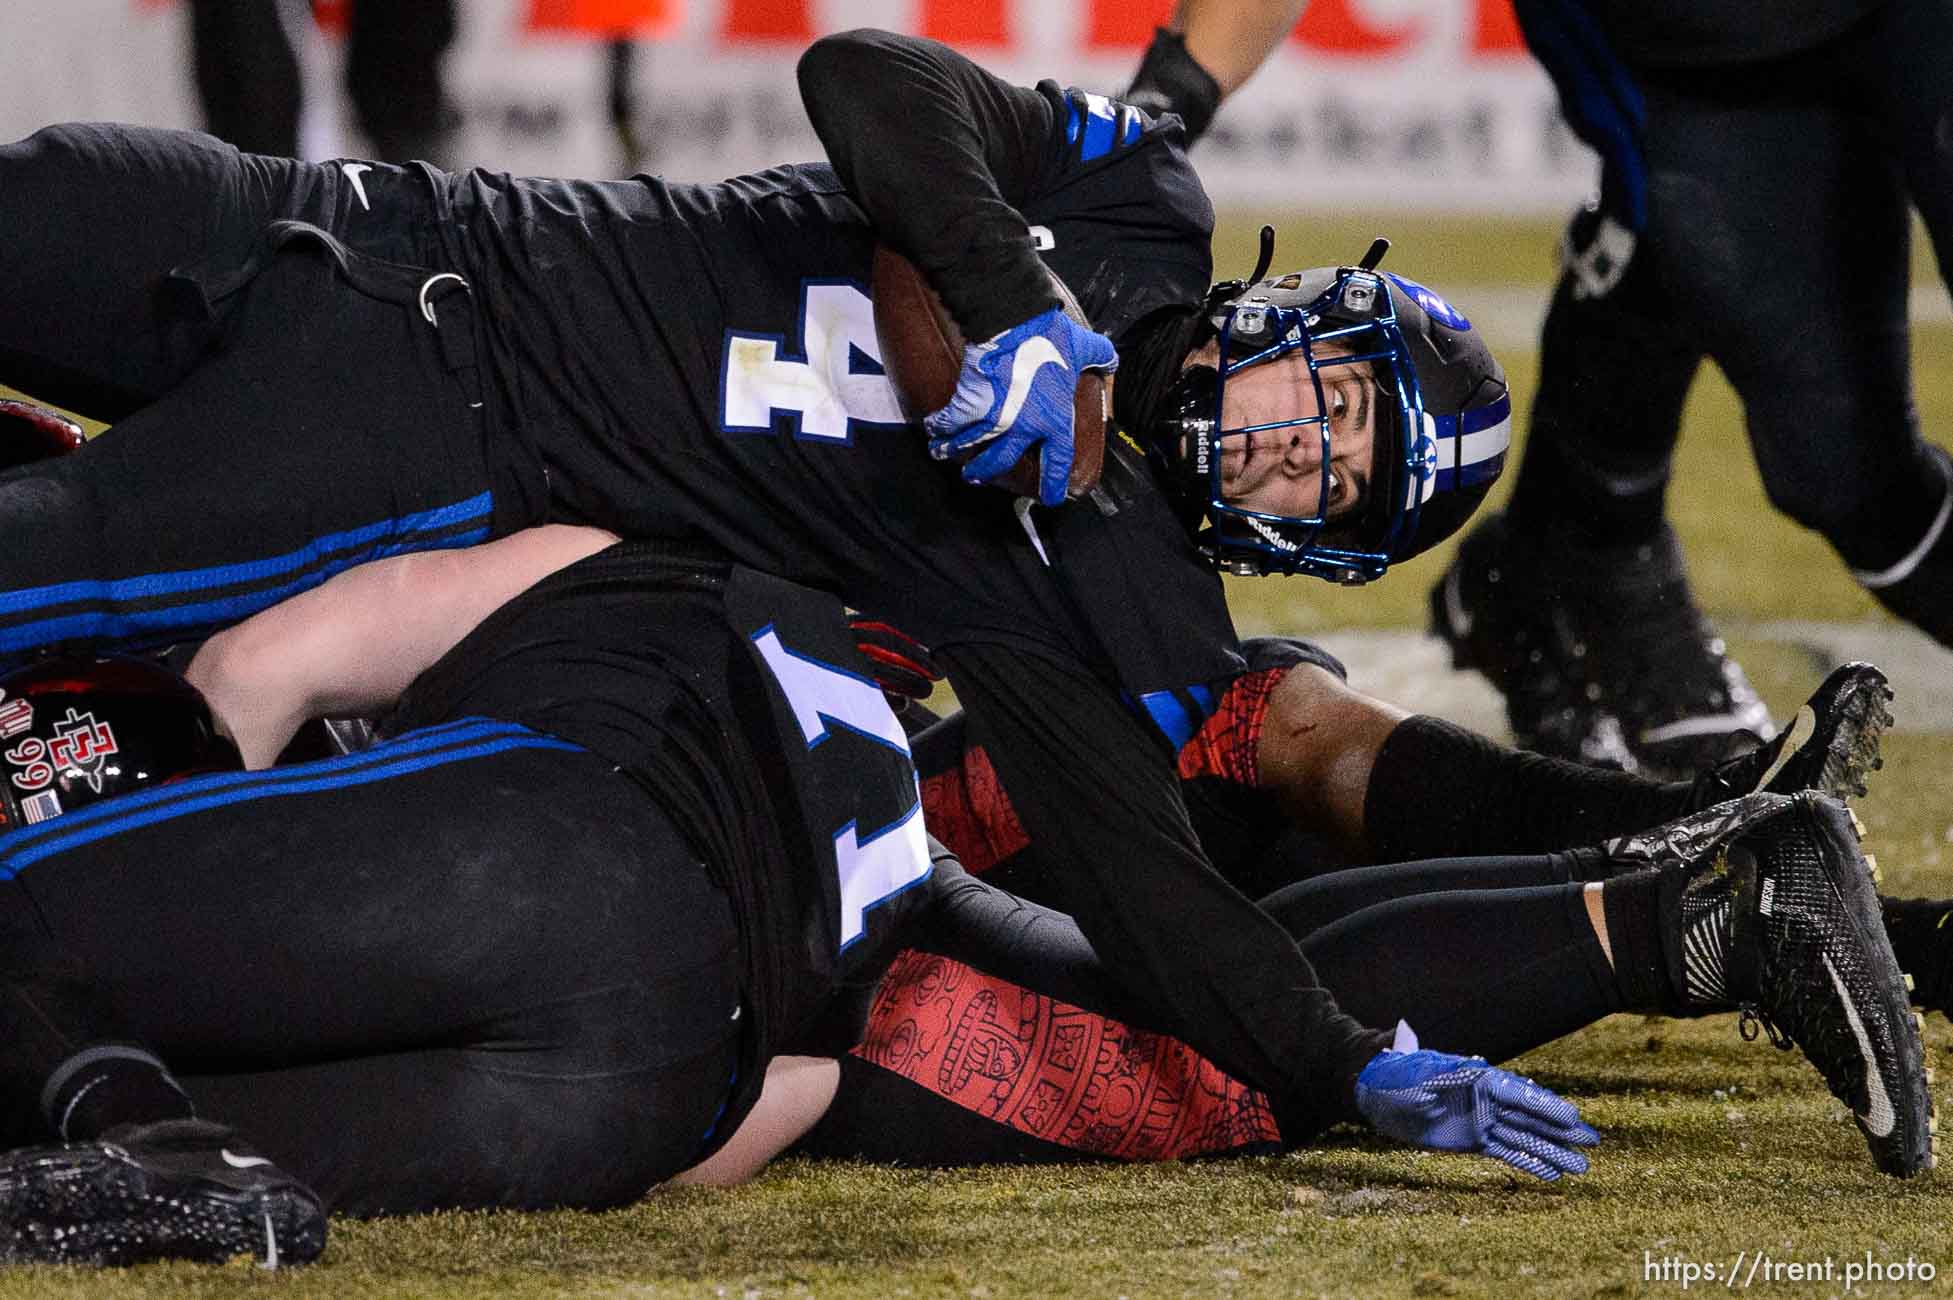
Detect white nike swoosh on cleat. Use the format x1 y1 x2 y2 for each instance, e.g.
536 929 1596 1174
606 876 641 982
994 337 1068 435
1638 710 1774 745
1752 705 1816 793
222 1148 274 1169
1822 952 1898 1137
342 162 373 212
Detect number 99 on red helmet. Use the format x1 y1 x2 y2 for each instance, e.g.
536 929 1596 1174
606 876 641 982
0 655 243 829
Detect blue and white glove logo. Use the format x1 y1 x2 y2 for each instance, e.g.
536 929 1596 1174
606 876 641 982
925 305 1118 508
1354 1021 1600 1181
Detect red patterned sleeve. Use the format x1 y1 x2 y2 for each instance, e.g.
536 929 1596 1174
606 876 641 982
853 948 1281 1161
1174 666 1287 786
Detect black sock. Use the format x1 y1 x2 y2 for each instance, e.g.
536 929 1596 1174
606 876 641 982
1365 715 1696 863
0 959 126 1147
0 916 193 1146
41 1044 196 1141
1599 869 1687 1013
1505 252 1691 550
1881 896 1953 1013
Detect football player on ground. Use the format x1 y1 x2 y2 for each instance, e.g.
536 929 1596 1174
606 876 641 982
798 646 1946 1173
0 540 1922 1265
160 521 1951 1190
1126 0 1953 776
0 530 961 1263
0 520 1603 1266
0 29 1527 1184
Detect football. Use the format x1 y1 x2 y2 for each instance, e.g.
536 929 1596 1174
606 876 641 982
871 245 1107 501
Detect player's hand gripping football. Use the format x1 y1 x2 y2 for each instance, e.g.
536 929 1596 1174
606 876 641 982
1354 1022 1600 1181
924 307 1118 508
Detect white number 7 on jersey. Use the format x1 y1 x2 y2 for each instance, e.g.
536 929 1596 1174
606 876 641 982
752 627 932 951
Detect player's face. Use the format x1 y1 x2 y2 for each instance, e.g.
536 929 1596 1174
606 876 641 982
1186 345 1378 523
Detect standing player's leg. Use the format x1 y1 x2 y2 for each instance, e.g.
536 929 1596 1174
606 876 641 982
0 724 743 1253
344 0 459 165
187 0 304 158
1438 1 1767 778
1641 65 1951 642
0 237 500 663
1824 0 1953 640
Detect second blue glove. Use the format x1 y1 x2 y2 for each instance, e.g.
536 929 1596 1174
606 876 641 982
1353 1023 1600 1181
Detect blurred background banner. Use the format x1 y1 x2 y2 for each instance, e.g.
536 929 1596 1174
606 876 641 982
3 0 1592 211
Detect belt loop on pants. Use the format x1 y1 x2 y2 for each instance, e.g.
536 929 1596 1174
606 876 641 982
417 272 480 385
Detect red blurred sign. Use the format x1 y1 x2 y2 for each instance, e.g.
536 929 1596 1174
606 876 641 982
146 0 1526 54
724 0 1524 54
527 0 678 35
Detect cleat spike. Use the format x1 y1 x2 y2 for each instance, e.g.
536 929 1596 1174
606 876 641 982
1906 972 1918 993
1865 851 1880 882
1849 809 1867 840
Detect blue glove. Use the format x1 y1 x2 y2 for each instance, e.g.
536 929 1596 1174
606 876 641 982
925 306 1118 508
1353 1022 1600 1181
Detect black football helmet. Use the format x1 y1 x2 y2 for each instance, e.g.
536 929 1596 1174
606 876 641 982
1151 236 1510 582
0 655 242 829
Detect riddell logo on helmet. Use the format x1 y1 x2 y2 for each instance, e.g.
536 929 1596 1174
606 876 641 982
1245 515 1301 553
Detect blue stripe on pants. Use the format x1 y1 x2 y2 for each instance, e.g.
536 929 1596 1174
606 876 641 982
0 717 579 879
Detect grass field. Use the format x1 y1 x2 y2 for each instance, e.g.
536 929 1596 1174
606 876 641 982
4 213 1953 1297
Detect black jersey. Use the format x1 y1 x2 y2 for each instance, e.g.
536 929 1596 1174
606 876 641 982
389 544 935 1081
430 60 1213 669
419 32 1391 1111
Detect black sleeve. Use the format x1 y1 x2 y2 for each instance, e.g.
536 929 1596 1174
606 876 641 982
796 28 1062 340
912 852 1164 1030
934 639 1392 1119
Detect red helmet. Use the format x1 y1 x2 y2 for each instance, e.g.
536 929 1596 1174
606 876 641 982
0 399 85 471
0 655 242 829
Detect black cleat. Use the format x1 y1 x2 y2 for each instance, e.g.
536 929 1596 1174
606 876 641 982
1431 514 1773 778
0 1118 325 1267
1600 790 1792 878
1690 662 1892 806
1714 793 1934 1176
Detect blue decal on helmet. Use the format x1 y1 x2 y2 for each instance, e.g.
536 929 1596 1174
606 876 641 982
1385 274 1471 332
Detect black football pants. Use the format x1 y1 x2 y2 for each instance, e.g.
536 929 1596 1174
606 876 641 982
1511 0 1953 601
0 123 519 665
0 721 742 1215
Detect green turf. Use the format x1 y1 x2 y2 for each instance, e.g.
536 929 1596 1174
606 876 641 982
3 214 1953 1295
